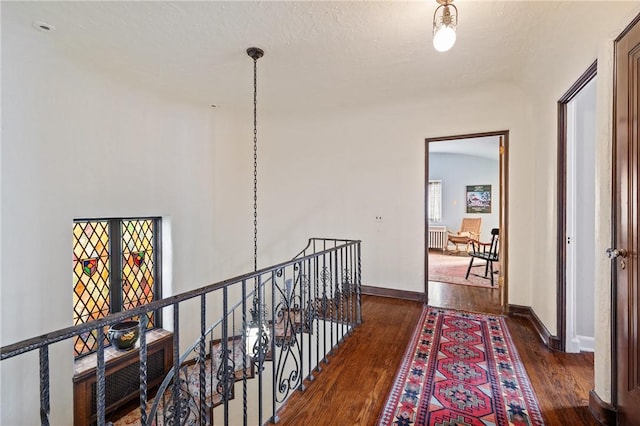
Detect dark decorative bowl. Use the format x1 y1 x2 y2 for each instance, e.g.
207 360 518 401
107 320 140 351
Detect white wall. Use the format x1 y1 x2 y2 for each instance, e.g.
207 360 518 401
429 152 500 240
0 15 224 424
255 82 534 303
593 38 617 405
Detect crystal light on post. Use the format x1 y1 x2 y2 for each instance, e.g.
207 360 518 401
245 324 260 356
245 299 270 369
245 300 266 356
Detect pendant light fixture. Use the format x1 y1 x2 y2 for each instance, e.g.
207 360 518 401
245 47 270 367
433 0 458 52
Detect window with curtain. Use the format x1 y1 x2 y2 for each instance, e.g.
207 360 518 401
428 180 442 223
72 217 162 358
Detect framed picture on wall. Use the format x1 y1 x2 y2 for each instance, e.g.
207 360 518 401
466 185 491 213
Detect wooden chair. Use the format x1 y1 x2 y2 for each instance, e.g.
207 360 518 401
446 218 481 253
465 228 499 287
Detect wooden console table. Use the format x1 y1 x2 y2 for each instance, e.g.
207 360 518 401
73 328 173 426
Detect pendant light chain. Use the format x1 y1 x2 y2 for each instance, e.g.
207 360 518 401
253 56 258 272
247 46 263 272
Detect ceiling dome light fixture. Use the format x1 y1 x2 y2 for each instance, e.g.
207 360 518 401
433 0 458 52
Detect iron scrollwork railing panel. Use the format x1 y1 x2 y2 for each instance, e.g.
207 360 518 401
272 266 304 403
0 238 361 426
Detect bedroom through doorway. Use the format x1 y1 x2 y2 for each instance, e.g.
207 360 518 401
425 131 508 313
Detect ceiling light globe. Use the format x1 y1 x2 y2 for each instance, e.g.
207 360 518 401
433 25 456 52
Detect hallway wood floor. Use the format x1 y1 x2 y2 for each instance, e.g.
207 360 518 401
275 283 596 425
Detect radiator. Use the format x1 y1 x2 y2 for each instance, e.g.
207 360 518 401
428 226 447 250
73 329 173 426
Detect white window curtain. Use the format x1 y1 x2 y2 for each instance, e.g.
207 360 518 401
428 180 442 223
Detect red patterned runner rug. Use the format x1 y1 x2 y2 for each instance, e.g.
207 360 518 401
378 307 545 426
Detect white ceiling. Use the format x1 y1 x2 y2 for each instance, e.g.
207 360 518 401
429 136 499 160
3 1 638 114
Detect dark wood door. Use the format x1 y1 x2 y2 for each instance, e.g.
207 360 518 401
614 13 640 426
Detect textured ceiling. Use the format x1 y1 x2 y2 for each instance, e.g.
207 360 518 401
3 1 639 113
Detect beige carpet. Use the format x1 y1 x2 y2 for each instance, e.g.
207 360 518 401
428 250 496 288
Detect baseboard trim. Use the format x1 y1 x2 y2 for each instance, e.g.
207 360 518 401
361 285 426 302
508 304 560 350
589 389 616 425
577 335 595 353
548 335 562 351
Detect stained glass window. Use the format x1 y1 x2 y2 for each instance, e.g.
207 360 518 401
73 218 161 358
121 219 156 327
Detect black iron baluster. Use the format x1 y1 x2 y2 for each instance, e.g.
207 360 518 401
331 248 337 353
172 304 180 426
96 327 106 426
357 242 362 324
199 295 206 426
271 269 278 424
314 255 321 374
242 280 248 426
349 244 354 333
322 252 328 365
257 275 264 426
334 248 344 346
339 244 344 331
336 247 341 342
222 287 229 426
306 257 314 382
298 260 306 392
139 315 148 426
340 246 345 340
345 245 350 332
39 346 50 426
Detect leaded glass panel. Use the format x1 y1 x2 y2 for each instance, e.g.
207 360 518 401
73 221 111 357
121 219 155 327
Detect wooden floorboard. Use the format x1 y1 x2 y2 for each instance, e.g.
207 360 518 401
275 283 596 425
275 295 423 425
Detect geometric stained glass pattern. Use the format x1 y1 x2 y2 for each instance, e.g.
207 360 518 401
72 218 160 358
121 220 155 327
73 221 111 357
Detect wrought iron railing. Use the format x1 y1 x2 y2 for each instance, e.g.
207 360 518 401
0 238 361 426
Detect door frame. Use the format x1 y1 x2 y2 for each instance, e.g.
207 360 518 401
556 61 598 352
424 130 509 309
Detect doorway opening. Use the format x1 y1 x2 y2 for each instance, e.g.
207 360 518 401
425 131 509 313
557 62 597 353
